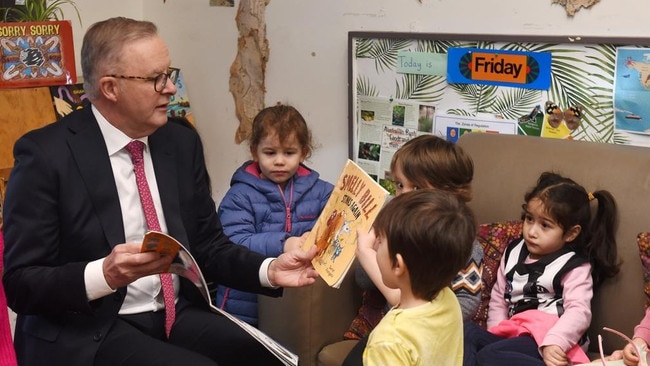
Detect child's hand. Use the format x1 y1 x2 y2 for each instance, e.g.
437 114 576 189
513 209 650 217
355 228 377 258
284 232 309 252
541 345 567 366
605 349 623 361
619 337 648 365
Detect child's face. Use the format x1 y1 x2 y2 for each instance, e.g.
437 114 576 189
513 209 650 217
253 132 305 187
522 198 572 259
392 163 432 196
376 233 399 289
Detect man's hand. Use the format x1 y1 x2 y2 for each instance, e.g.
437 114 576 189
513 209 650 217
268 245 319 288
103 242 174 289
541 344 567 366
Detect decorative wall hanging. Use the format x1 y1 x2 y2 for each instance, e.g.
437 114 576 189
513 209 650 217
0 20 76 88
552 0 600 16
229 0 269 144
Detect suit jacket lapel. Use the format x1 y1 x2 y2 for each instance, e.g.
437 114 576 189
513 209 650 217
66 108 126 247
149 130 188 246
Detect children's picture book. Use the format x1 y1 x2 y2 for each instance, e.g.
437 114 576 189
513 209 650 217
141 231 298 366
0 20 77 88
302 159 389 288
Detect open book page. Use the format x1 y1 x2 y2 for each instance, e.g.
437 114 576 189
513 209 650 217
301 160 389 288
141 231 299 366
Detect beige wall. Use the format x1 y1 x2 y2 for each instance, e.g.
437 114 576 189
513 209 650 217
68 0 647 202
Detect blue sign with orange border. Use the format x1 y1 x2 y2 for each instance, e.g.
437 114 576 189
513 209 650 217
447 48 551 90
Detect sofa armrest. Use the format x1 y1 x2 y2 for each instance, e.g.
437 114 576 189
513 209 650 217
258 262 361 366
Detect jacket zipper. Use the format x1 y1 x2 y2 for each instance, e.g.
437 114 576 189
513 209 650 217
278 180 294 232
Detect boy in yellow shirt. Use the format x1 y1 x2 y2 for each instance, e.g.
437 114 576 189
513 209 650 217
359 189 476 366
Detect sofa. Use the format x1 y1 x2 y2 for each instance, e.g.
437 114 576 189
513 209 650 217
258 132 650 365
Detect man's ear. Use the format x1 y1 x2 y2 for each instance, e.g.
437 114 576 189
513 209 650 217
564 225 582 243
99 76 119 102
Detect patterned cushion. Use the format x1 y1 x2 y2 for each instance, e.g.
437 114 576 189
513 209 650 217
637 232 650 306
471 220 523 328
343 289 387 340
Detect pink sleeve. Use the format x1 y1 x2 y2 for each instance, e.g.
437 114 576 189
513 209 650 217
487 252 509 328
540 262 593 352
0 232 18 365
633 307 650 345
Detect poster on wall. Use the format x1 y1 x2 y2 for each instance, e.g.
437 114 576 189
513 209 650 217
356 96 432 189
435 114 516 143
350 32 650 162
613 47 650 146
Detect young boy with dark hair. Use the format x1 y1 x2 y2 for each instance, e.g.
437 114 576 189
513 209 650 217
360 189 476 366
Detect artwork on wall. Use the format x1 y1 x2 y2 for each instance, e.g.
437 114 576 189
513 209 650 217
552 0 600 16
209 0 234 7
46 68 194 126
229 0 269 144
49 82 87 119
0 20 77 89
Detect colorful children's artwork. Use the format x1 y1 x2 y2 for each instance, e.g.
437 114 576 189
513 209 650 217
168 69 195 125
540 101 582 139
46 68 194 126
0 21 77 89
49 83 88 120
517 105 544 137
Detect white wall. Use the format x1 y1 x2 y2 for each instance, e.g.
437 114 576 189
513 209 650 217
69 0 647 201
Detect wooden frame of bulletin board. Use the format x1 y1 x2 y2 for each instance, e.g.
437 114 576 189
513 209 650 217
348 31 650 190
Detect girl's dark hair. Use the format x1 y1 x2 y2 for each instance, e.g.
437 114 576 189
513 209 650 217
249 103 313 159
523 171 619 286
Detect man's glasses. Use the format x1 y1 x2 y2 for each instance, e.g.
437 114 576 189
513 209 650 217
104 67 180 93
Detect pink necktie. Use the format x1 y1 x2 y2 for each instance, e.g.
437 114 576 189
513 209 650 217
125 140 176 338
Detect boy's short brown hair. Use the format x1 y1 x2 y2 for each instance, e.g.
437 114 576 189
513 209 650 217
372 189 476 301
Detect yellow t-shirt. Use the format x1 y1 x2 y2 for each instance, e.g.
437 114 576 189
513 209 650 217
363 287 463 366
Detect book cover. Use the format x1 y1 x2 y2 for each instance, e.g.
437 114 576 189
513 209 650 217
141 231 298 366
302 159 389 288
0 20 77 89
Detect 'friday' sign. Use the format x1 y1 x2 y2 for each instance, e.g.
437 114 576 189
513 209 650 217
447 48 551 90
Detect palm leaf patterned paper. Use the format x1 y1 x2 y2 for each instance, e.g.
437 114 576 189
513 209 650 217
352 35 644 144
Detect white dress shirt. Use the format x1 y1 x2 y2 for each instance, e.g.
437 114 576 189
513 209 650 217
82 106 275 313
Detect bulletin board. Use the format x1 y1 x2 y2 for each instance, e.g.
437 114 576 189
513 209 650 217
348 31 650 187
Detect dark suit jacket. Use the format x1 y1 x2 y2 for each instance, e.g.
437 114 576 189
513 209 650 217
2 106 279 365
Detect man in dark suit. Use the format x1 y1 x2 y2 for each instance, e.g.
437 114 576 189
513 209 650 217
2 17 318 366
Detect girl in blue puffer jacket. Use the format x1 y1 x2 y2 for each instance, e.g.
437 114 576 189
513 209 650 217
216 103 334 326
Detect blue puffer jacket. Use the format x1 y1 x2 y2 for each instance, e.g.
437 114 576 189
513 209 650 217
215 161 334 325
